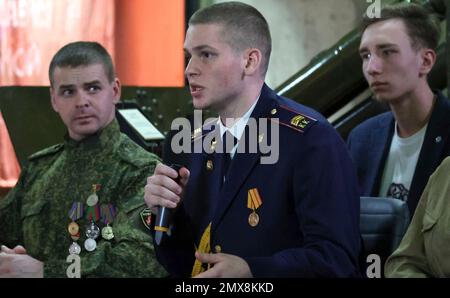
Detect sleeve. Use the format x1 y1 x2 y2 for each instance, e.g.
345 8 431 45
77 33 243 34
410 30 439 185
384 170 439 277
245 123 362 277
0 167 27 248
43 162 168 278
152 205 196 277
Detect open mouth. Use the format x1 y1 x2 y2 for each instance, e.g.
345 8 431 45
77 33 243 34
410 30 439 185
189 84 204 95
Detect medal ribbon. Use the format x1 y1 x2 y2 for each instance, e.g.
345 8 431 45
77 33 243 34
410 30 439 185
86 204 100 222
247 188 262 211
191 222 212 277
101 204 116 225
68 202 84 221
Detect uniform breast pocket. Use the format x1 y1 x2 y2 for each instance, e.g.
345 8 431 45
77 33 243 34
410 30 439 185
421 211 450 276
21 200 48 250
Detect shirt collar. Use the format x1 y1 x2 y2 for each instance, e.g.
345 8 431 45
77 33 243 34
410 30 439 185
64 119 120 152
218 94 260 140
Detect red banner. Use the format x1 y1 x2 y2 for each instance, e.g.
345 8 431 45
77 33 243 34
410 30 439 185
0 0 115 86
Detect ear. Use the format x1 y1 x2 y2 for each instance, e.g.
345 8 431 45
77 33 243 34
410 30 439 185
243 48 262 76
419 48 436 76
50 87 59 112
112 78 121 104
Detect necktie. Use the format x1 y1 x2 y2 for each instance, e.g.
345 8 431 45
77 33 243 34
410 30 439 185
221 130 237 185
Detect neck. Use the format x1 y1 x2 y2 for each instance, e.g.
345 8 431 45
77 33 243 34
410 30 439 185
390 86 435 138
219 81 263 128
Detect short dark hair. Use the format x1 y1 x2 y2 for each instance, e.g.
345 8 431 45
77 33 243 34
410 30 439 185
49 41 115 86
189 1 272 75
362 3 441 51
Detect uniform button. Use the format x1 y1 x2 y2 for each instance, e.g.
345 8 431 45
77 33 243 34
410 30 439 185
435 136 442 143
270 108 277 115
214 245 222 253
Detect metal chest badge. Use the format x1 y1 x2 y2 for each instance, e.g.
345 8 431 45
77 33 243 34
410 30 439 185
247 188 263 227
84 184 101 252
68 201 84 255
86 184 101 206
100 203 117 240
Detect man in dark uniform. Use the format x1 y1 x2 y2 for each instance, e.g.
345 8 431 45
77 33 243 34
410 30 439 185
145 2 361 277
0 42 167 278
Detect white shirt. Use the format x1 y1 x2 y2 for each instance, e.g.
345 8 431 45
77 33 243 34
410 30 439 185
218 96 259 159
379 122 428 201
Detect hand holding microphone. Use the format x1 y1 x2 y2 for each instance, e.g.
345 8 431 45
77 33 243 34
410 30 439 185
144 163 190 245
154 164 182 245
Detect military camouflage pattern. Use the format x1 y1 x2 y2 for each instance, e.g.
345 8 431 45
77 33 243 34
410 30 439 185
0 120 167 278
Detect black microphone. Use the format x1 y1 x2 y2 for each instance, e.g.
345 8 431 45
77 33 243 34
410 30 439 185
154 164 183 245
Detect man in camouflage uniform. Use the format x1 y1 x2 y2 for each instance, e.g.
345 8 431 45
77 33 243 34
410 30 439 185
0 41 167 278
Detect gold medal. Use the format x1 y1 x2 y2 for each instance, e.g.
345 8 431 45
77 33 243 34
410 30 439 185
248 211 259 227
68 222 79 236
247 188 262 227
101 225 114 240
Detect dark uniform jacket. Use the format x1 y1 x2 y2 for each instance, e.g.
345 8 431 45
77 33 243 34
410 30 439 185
0 120 167 277
157 84 361 277
347 91 450 216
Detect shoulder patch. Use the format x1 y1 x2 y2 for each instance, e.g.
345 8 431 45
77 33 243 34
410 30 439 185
140 207 153 230
272 105 317 133
28 143 64 161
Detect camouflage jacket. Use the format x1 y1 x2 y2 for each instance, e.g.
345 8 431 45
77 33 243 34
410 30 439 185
0 120 167 278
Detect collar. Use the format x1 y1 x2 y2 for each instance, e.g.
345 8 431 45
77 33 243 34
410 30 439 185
64 119 120 152
218 94 260 140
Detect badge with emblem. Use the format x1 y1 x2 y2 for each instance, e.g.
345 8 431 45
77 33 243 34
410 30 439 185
247 188 263 227
84 238 97 252
100 203 117 240
69 242 81 255
84 186 101 252
140 208 153 231
67 201 84 254
86 184 101 207
84 221 100 251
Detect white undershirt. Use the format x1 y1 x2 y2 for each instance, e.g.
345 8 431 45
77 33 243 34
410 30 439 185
218 96 259 159
379 122 428 201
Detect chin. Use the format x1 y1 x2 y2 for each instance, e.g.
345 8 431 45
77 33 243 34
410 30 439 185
74 125 100 137
193 99 210 110
372 92 391 103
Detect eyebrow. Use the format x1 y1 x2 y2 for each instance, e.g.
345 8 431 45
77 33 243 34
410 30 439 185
184 45 218 53
58 80 102 90
58 84 75 90
359 43 399 54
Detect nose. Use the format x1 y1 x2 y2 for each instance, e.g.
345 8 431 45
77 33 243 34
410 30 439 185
365 55 382 76
75 92 90 108
185 57 199 78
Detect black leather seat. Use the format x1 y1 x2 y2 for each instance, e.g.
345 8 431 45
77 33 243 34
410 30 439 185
360 197 410 262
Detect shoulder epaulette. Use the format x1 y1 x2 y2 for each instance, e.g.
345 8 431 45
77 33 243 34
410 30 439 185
191 118 218 142
270 104 317 133
28 143 64 161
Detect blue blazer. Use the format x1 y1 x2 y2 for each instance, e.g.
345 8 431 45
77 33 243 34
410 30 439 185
347 91 450 215
157 84 361 277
